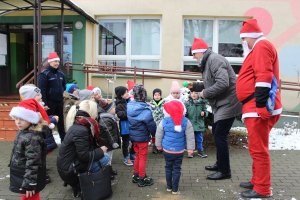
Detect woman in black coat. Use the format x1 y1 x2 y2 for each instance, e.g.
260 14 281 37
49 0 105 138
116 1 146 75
57 100 109 197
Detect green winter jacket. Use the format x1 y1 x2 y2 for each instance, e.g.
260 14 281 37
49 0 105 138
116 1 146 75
149 99 165 126
185 97 208 132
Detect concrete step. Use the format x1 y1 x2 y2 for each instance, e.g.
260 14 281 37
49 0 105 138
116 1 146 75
0 128 17 141
0 118 16 128
0 110 10 118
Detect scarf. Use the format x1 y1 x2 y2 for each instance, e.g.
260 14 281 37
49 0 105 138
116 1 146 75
75 116 100 146
199 49 212 73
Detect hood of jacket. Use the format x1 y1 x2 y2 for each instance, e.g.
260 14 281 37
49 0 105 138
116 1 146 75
127 101 150 118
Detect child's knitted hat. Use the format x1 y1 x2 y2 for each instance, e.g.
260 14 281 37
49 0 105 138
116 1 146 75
153 88 162 97
133 84 147 102
170 81 180 93
19 84 41 100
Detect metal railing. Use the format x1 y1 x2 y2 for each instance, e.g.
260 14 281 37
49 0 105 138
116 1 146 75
16 62 300 93
65 62 300 92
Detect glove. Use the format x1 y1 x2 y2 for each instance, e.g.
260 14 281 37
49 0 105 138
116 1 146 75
112 143 119 149
256 107 271 120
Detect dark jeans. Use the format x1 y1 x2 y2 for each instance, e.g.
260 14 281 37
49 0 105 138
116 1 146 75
163 152 184 192
47 101 65 141
121 134 134 158
194 131 204 151
212 117 235 174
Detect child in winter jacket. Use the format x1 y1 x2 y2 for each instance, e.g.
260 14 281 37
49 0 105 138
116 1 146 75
149 88 165 153
164 81 181 102
185 83 208 158
98 107 121 179
155 99 195 194
115 86 135 166
19 84 58 152
9 99 48 200
127 84 156 187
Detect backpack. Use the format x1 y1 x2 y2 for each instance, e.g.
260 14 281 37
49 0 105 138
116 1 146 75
98 113 121 151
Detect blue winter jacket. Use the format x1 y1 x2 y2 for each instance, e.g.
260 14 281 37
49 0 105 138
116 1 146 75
162 117 188 153
127 101 156 142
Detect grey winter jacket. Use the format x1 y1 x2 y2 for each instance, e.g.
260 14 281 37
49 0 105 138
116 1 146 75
201 50 242 123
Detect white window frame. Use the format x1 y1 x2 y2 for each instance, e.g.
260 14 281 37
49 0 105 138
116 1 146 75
96 16 161 69
182 17 245 71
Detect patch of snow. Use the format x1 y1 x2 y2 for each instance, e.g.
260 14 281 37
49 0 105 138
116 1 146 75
231 127 300 150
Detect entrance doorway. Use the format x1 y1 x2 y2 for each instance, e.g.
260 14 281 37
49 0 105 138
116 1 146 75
0 31 9 95
0 24 73 95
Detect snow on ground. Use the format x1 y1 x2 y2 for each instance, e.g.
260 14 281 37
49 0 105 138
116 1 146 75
231 125 300 150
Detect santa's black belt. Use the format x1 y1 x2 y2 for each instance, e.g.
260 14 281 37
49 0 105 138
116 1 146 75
241 93 254 105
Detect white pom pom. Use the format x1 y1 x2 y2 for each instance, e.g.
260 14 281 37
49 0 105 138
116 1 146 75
49 123 55 129
174 125 182 132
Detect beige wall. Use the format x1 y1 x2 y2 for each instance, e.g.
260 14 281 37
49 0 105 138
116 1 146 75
73 0 300 111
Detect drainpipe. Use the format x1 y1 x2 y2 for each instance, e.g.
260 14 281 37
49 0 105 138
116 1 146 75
33 0 37 84
60 2 64 66
37 0 42 83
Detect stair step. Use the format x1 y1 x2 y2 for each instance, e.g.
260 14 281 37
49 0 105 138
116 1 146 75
0 118 15 128
0 110 10 118
0 128 17 141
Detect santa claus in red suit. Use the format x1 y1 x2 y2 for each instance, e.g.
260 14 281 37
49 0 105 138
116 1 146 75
236 19 282 198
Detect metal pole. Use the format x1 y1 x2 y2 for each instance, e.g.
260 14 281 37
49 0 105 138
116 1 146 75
37 0 42 81
60 2 64 64
134 66 136 83
142 69 144 85
33 0 37 84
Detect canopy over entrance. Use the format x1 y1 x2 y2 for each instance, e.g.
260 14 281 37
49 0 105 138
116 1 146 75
0 0 97 85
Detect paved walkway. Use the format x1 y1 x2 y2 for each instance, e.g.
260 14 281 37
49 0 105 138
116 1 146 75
0 142 299 200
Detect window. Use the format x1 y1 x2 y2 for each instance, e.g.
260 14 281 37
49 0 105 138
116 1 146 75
98 18 161 69
183 19 243 73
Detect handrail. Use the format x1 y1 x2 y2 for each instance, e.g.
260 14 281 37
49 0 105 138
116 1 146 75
16 69 35 89
16 62 300 92
64 62 300 92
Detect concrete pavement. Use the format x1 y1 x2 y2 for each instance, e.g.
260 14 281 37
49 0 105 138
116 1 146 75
0 142 299 200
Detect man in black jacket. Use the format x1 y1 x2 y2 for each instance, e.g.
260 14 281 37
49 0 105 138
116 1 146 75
38 52 66 141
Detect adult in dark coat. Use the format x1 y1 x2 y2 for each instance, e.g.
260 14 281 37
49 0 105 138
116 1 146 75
191 38 242 180
57 100 108 197
38 52 66 141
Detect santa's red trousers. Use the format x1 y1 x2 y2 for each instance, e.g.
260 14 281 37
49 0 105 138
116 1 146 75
133 142 148 178
21 193 40 200
244 115 280 195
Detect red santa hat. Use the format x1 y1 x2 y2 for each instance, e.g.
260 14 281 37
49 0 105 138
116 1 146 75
127 80 135 91
240 19 264 38
163 100 186 132
86 85 95 91
191 38 208 54
48 52 60 63
9 99 50 125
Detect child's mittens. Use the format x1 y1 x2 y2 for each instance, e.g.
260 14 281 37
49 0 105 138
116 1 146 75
49 115 59 129
112 143 119 149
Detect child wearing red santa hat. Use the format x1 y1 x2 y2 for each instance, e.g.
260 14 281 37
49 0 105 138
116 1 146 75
9 99 48 200
155 99 195 194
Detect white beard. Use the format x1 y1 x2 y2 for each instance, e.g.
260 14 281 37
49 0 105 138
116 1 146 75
242 40 251 58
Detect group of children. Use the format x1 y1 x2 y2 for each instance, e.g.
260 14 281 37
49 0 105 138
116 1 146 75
8 79 210 199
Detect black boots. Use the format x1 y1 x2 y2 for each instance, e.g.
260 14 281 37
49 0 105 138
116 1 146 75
108 165 117 180
206 172 231 180
205 163 218 171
